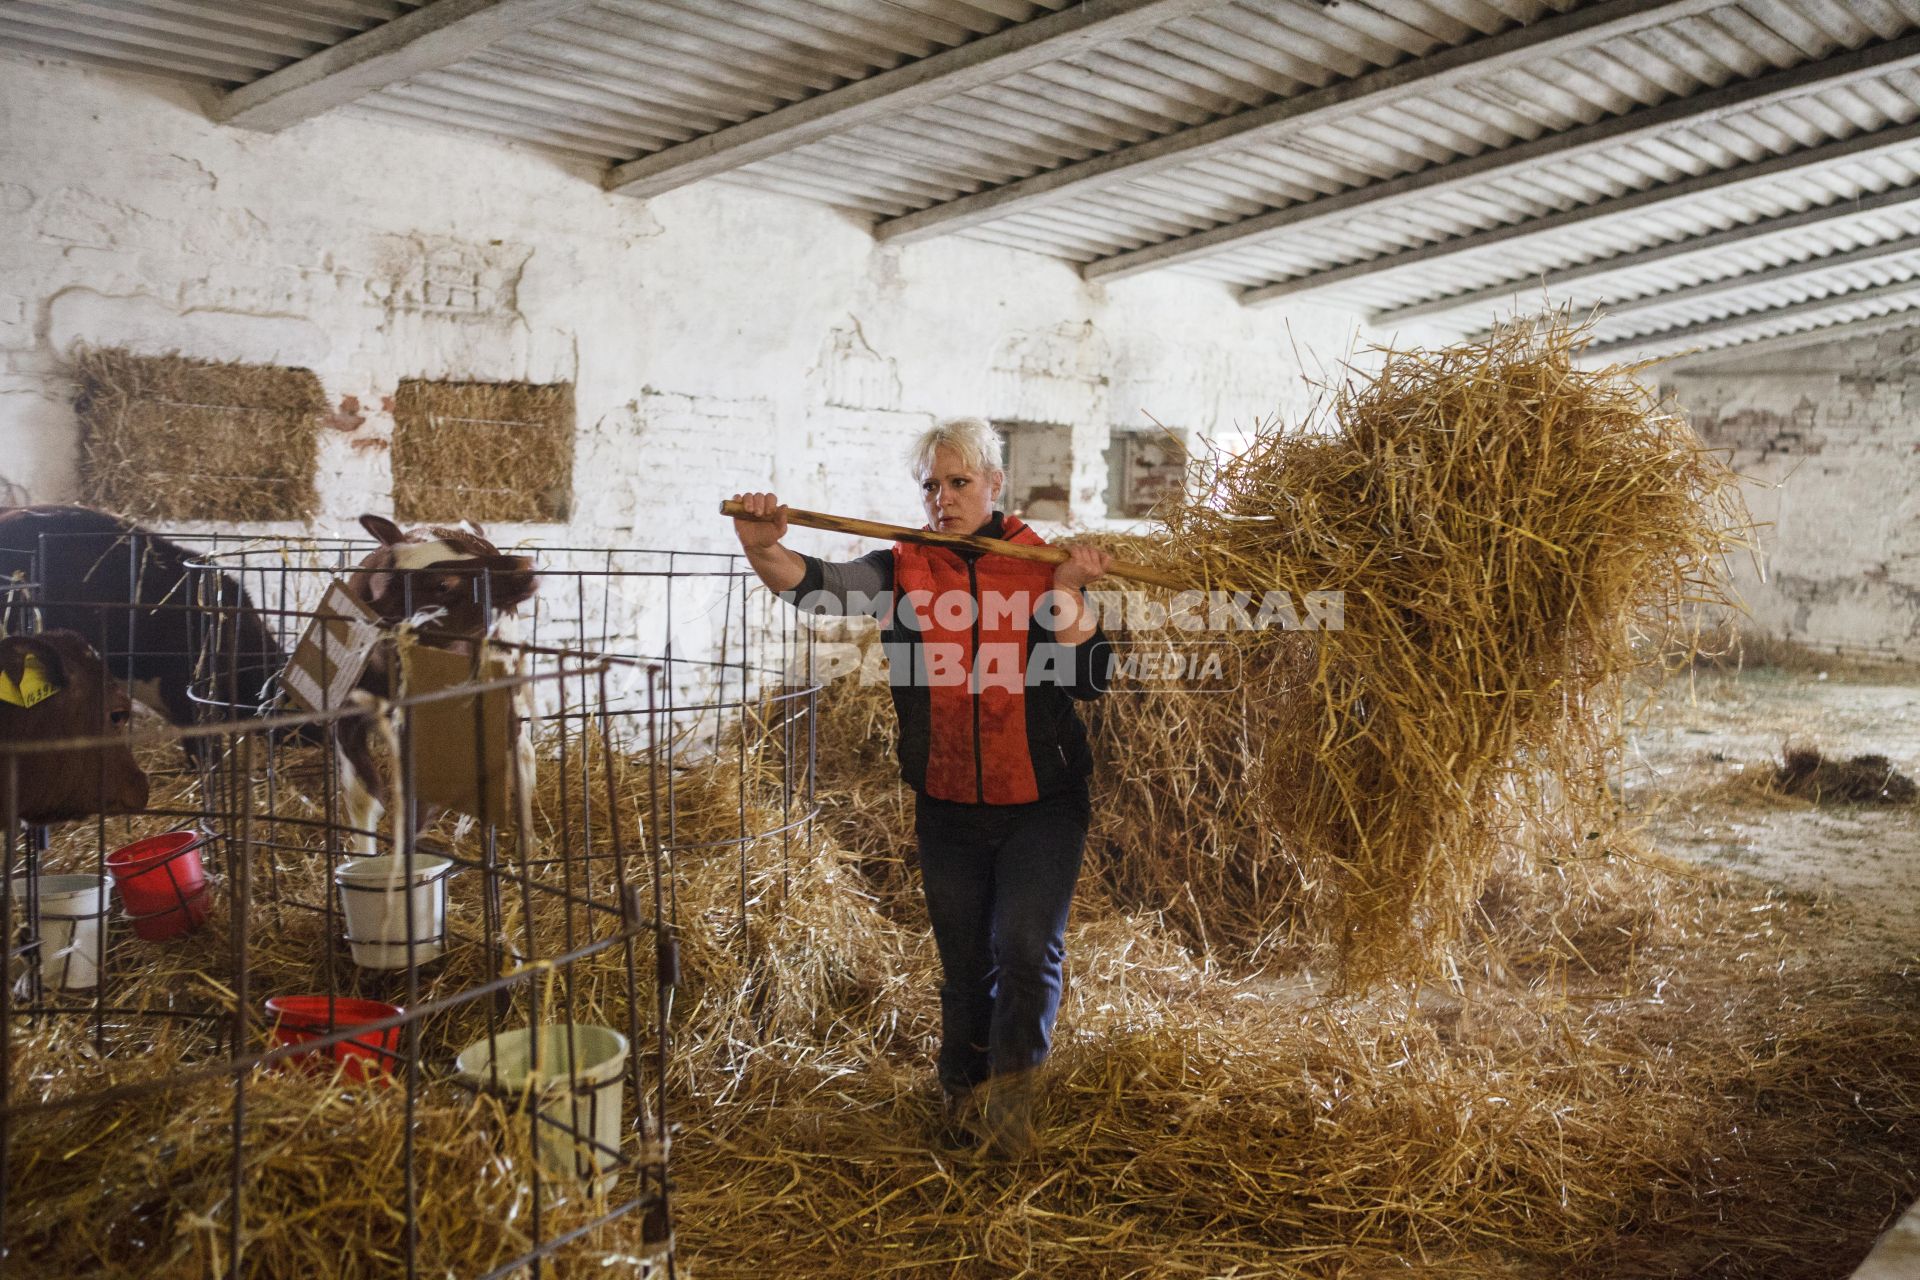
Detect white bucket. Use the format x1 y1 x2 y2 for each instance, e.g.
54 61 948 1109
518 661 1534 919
10 874 111 992
455 1023 629 1197
334 855 452 970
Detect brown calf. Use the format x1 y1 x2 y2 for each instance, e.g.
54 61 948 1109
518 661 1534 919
337 516 538 852
0 631 150 824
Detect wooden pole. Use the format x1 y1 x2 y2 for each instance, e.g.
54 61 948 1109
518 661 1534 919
717 500 1188 590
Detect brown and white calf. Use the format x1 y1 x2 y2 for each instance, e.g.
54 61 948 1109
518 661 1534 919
337 515 539 853
0 630 150 825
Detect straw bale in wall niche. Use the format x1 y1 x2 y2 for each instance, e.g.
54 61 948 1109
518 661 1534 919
391 380 574 524
72 347 323 522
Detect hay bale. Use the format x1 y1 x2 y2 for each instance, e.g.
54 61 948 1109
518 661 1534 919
1775 747 1917 804
72 347 323 522
391 380 574 524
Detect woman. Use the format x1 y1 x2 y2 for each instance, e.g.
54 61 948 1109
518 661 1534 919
731 417 1113 1156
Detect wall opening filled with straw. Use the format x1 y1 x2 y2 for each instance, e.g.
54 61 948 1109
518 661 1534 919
71 348 323 524
391 380 575 525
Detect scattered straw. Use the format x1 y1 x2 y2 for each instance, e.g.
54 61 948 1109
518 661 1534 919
1775 747 1917 805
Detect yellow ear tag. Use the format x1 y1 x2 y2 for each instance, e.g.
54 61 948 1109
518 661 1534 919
0 652 59 709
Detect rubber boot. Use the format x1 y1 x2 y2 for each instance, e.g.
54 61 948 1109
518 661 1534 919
981 1069 1038 1159
936 1084 975 1146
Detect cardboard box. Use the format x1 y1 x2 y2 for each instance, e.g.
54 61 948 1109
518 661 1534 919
280 580 381 713
401 644 517 828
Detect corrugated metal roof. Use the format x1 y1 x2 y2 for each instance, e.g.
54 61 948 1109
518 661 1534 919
348 0 1082 162
1308 125 1920 311
1078 34 1920 280
722 0 1572 217
1587 277 1920 358
1395 196 1920 330
9 0 1920 359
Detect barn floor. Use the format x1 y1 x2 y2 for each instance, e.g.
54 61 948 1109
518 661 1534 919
667 662 1920 1280
1623 665 1920 953
9 663 1920 1279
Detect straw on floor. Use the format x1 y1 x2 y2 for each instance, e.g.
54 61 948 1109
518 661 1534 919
9 712 1920 1278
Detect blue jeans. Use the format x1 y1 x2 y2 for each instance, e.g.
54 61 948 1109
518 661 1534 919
915 792 1088 1093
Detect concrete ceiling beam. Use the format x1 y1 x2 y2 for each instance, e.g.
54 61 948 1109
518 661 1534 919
210 0 593 132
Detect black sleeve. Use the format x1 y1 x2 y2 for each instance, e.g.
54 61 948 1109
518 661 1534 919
778 549 894 618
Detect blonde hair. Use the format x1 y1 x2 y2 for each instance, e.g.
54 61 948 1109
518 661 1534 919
910 417 1004 484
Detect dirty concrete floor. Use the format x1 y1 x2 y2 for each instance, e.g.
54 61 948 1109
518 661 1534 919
1624 665 1920 956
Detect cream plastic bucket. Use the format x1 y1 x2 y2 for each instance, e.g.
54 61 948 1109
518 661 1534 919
10 874 111 991
455 1023 628 1197
334 854 452 970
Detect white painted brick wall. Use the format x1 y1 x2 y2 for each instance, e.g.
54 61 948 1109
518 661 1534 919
0 58 1368 563
1663 330 1920 659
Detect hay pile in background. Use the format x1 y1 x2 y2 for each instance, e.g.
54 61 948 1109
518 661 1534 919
1156 320 1747 983
1670 616 1901 679
72 347 323 523
1082 622 1322 963
392 379 575 525
1774 746 1917 804
808 648 917 906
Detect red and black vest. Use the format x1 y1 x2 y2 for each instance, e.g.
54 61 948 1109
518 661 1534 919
883 514 1108 806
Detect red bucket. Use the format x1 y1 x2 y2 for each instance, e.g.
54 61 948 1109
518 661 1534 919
264 996 404 1084
106 830 211 941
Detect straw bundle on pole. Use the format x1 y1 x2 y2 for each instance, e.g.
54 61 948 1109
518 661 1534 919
1155 319 1746 983
797 322 1745 981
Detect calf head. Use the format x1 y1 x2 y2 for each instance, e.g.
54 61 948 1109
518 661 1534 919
351 515 538 642
0 631 150 823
